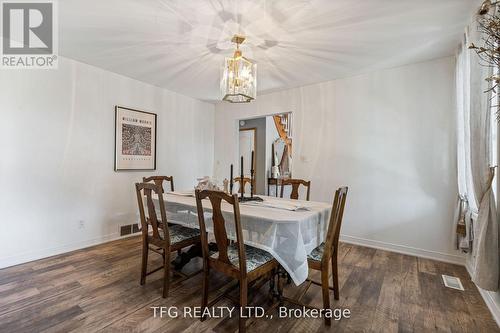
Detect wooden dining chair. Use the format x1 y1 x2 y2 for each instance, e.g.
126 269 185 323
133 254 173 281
233 177 252 195
283 186 348 326
195 190 280 333
142 175 174 193
142 175 181 254
135 182 201 298
280 178 311 201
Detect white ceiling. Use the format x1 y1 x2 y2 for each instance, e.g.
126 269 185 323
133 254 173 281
59 0 478 102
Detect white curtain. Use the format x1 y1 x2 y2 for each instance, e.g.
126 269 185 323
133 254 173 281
456 20 499 292
455 33 474 253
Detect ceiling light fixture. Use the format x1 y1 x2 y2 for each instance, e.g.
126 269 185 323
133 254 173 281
478 0 498 15
220 35 257 103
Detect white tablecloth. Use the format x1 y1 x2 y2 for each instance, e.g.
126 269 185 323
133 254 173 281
153 193 331 285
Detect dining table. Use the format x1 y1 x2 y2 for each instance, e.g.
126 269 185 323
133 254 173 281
153 192 332 285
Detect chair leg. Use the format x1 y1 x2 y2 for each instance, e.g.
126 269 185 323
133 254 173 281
162 249 171 298
269 269 275 299
321 268 331 326
140 239 148 285
201 263 209 322
277 269 284 306
239 279 248 333
331 255 339 300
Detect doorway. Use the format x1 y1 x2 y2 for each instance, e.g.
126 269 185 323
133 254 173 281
237 113 293 196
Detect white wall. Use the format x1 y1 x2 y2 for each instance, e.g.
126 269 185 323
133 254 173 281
0 57 214 268
214 56 463 264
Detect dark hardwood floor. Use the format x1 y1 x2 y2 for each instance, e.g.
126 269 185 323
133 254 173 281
0 236 498 332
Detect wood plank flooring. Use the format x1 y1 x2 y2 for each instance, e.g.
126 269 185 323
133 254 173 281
0 236 498 333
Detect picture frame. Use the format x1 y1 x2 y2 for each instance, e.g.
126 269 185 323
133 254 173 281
114 105 157 171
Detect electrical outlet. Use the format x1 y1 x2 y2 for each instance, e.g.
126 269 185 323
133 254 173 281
78 220 85 229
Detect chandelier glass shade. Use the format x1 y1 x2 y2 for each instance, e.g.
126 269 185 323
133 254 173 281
221 35 257 103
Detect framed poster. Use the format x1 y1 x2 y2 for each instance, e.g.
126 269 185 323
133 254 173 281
114 106 157 171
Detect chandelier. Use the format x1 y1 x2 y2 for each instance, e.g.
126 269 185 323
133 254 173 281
220 35 257 103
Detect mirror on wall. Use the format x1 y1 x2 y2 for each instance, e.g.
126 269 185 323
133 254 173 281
270 113 292 179
272 137 291 178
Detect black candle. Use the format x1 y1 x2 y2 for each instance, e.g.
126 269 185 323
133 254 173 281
230 164 233 193
240 156 244 178
271 144 275 167
251 150 254 173
250 150 254 197
240 156 244 198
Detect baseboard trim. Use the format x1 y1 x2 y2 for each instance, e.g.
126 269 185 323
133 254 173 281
465 264 500 327
477 287 500 327
340 234 466 266
0 232 138 269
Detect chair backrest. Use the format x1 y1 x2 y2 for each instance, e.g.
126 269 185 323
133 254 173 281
233 177 252 195
135 182 170 245
143 176 174 193
195 190 247 275
322 187 348 264
280 178 311 201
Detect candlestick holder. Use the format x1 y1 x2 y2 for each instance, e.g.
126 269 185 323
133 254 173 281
239 167 263 202
238 196 263 203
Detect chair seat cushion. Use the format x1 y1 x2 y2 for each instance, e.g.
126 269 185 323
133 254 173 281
159 224 200 245
308 242 325 261
210 244 274 272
